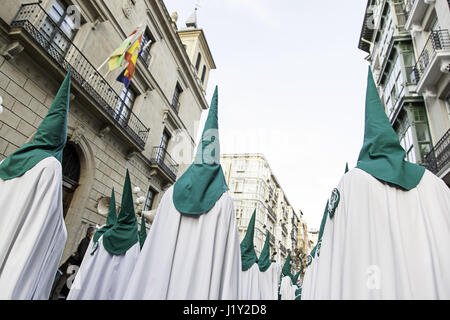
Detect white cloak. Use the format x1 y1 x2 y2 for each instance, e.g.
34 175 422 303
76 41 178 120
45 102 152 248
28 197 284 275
258 263 282 300
124 187 241 300
239 263 261 300
0 157 67 300
280 275 296 300
67 236 140 300
302 168 450 300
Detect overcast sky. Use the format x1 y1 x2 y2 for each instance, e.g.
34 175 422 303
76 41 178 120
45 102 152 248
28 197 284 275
164 0 369 229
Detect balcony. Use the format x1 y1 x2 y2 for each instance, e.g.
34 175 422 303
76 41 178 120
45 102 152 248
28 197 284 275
10 3 149 149
280 244 287 256
425 129 450 181
281 223 287 235
268 231 275 245
410 30 450 93
405 0 434 31
266 205 276 221
150 147 179 182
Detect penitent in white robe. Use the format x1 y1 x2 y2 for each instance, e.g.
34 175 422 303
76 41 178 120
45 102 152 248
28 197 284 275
258 263 282 300
302 168 450 300
124 186 241 300
0 157 67 300
239 264 261 300
279 275 296 300
67 236 140 300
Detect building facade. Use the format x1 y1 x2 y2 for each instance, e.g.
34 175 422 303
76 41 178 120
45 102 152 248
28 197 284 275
0 0 215 262
221 153 306 271
359 0 449 186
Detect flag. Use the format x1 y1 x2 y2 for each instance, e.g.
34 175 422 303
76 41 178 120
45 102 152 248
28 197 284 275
116 34 143 88
107 28 139 71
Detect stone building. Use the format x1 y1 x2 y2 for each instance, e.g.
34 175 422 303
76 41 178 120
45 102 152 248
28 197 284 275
358 0 449 186
0 0 215 262
221 153 305 271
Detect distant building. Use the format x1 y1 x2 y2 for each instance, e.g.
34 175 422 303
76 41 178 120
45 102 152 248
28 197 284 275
307 229 319 253
221 153 305 271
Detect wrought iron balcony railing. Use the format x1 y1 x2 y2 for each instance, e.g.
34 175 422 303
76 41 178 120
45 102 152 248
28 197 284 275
150 147 179 181
281 223 287 235
425 129 450 176
266 205 276 221
11 3 149 148
410 29 450 84
280 244 286 255
268 231 275 244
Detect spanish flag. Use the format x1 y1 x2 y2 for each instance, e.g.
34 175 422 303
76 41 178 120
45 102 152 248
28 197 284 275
107 29 139 71
116 34 143 88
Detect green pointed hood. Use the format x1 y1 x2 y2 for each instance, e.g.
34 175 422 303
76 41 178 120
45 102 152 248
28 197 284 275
139 214 147 249
356 68 425 190
293 268 303 285
102 169 139 255
345 162 349 173
240 209 258 271
258 231 272 272
282 252 293 279
0 69 71 180
93 188 117 244
173 86 229 215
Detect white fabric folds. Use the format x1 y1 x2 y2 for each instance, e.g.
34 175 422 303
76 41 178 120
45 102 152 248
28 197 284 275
0 157 67 299
258 263 282 300
302 168 450 299
239 264 261 299
67 237 140 300
124 186 241 300
280 276 296 300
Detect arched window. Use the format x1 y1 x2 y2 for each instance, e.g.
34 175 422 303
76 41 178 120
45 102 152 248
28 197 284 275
195 52 201 72
201 65 207 83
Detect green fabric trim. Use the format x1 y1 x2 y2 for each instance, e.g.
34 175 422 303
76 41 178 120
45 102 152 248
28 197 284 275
295 288 302 300
93 188 117 244
102 169 139 255
257 231 272 272
240 209 258 271
139 214 147 249
356 67 425 190
173 86 229 215
345 162 349 173
0 69 71 180
281 252 294 283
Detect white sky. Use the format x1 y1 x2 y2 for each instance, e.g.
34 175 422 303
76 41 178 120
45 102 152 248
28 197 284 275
164 0 369 229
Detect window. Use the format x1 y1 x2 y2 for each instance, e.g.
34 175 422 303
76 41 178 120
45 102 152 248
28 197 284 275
171 83 183 113
40 0 78 55
157 130 171 162
201 66 207 84
195 52 201 72
115 86 136 126
411 106 432 162
140 29 155 65
382 55 404 117
143 187 157 211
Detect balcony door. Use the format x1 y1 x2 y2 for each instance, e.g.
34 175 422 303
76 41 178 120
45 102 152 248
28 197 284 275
40 0 77 56
157 130 170 163
115 86 136 127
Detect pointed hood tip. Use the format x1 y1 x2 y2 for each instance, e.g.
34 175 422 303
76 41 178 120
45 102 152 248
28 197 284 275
172 84 228 215
356 67 425 190
240 209 258 271
258 231 272 272
101 170 139 255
